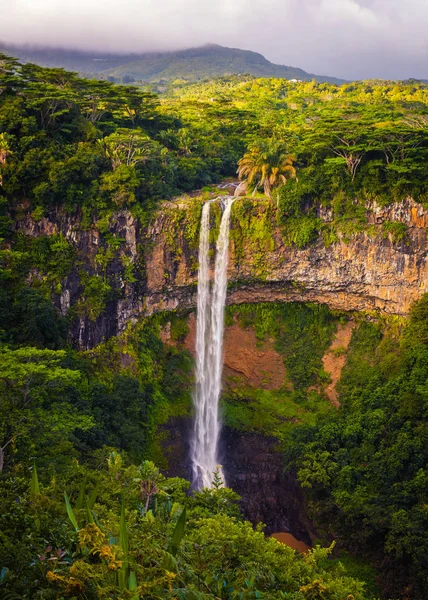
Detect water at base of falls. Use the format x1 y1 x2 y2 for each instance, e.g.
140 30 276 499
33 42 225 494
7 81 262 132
191 197 235 490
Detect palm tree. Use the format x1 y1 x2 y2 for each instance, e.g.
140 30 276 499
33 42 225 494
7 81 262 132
237 139 296 200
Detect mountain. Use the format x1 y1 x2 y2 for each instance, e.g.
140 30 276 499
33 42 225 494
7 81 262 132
0 42 346 84
98 44 346 84
0 44 141 75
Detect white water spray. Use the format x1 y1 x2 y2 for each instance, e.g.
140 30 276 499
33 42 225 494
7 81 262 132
191 197 235 489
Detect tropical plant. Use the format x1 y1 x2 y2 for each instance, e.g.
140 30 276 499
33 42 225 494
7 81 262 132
237 139 297 200
97 128 158 171
3 456 368 600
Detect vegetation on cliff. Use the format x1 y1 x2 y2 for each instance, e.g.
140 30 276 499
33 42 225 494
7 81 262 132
169 76 428 206
2 54 428 232
290 297 428 599
222 297 428 599
223 302 338 436
0 53 244 230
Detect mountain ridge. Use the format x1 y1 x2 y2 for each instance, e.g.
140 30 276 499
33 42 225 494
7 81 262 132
0 42 346 84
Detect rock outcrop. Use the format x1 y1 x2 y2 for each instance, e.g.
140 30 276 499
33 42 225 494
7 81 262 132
15 196 428 350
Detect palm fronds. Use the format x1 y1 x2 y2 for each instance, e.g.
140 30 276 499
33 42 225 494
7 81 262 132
237 139 297 199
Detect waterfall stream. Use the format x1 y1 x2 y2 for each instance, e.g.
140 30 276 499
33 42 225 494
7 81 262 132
191 197 235 489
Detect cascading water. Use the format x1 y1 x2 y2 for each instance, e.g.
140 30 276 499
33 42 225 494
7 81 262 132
191 196 235 490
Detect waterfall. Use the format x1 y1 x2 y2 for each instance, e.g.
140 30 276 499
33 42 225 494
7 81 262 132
191 196 235 490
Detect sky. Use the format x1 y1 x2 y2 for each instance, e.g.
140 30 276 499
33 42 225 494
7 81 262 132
1 0 428 80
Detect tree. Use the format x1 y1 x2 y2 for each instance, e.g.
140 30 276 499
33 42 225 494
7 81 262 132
0 133 11 186
237 139 297 199
97 128 158 171
308 113 376 182
114 85 159 126
0 53 22 97
19 64 79 132
0 347 91 472
75 78 120 124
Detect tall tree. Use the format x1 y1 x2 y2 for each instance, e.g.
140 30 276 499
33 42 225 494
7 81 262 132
97 128 159 170
0 347 91 472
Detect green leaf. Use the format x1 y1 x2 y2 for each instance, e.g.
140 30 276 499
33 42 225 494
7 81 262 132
167 506 186 557
87 481 100 510
161 550 178 573
64 492 79 531
118 502 128 590
119 502 128 555
75 475 87 510
128 570 138 590
30 462 40 498
85 498 95 524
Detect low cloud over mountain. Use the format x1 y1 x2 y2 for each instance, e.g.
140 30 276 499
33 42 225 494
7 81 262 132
1 0 427 80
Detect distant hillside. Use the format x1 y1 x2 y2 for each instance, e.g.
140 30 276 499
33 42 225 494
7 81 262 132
0 42 345 85
0 44 140 75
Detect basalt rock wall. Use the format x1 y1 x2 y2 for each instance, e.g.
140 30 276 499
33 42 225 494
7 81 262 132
15 209 146 349
15 196 428 350
146 197 428 318
160 416 312 539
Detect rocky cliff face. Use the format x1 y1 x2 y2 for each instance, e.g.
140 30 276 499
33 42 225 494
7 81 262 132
16 209 146 349
221 427 312 540
15 196 428 350
146 196 427 318
160 416 312 540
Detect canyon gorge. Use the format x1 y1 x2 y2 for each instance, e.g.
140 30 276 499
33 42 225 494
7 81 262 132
11 194 428 542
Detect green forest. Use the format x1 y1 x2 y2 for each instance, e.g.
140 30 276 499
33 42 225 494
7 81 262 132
1 53 428 599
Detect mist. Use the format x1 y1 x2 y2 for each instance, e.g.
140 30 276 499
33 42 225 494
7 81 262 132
1 0 428 80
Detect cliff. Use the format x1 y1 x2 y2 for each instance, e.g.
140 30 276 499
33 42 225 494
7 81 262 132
160 414 313 539
145 196 428 321
15 196 428 349
13 196 427 542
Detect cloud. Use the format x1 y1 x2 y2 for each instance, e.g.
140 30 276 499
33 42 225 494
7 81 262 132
0 0 427 79
317 0 378 26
